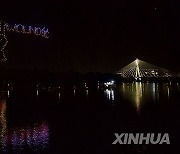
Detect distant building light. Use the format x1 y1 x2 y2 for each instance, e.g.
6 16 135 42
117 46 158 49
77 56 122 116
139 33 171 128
117 72 122 75
104 81 115 86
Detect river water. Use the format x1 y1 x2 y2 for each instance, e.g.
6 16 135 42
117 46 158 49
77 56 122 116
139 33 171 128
0 82 180 153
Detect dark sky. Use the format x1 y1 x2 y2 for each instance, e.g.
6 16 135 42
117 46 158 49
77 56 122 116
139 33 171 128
1 0 180 73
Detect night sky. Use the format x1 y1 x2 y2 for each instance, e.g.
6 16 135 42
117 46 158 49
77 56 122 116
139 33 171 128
1 0 180 73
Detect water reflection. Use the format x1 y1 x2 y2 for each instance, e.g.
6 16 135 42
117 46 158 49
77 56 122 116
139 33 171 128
120 82 163 114
86 89 88 97
167 86 170 99
104 89 114 101
58 92 61 100
3 122 49 153
135 82 142 113
163 83 171 100
0 98 7 147
7 91 10 98
0 98 49 153
36 90 39 96
73 86 76 96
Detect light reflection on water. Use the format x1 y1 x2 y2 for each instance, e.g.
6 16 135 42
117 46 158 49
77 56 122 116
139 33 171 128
58 92 61 100
118 82 174 113
0 98 7 149
0 82 179 152
0 98 49 153
120 82 143 113
104 89 114 102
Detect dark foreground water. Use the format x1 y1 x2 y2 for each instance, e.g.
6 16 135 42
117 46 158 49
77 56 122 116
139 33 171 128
0 82 180 153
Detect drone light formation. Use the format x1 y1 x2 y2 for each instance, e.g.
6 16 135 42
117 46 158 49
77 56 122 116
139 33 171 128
5 23 49 38
0 21 8 62
0 21 49 62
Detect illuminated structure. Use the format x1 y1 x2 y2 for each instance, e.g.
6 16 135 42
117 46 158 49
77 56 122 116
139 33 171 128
117 58 171 80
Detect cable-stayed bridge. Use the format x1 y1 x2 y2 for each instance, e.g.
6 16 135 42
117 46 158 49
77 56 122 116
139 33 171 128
117 58 172 80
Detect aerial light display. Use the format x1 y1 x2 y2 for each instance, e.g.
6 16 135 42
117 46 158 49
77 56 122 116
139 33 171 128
0 20 49 62
0 21 8 62
4 23 49 38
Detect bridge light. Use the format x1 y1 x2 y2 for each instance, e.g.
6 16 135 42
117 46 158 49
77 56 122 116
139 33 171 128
135 58 139 66
117 59 171 79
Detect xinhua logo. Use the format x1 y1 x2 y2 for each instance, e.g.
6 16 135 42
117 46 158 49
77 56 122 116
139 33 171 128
112 133 170 144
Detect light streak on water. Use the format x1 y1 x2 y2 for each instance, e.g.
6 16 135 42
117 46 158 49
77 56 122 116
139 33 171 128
104 89 114 102
58 92 61 100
